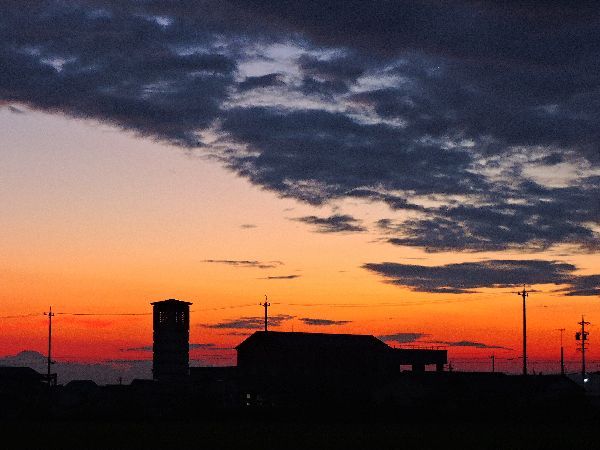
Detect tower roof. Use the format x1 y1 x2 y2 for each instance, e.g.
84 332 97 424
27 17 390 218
150 298 192 305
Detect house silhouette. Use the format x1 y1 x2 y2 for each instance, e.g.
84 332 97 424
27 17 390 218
236 331 447 377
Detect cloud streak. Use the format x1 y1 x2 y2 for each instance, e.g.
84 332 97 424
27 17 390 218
299 317 351 326
434 340 511 350
378 333 429 344
203 259 283 269
202 314 295 329
292 214 366 233
258 275 301 280
121 343 217 352
363 259 599 295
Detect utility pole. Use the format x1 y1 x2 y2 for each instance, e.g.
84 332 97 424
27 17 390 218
490 354 495 373
260 295 270 332
576 315 590 383
556 328 565 376
43 306 55 386
516 285 529 376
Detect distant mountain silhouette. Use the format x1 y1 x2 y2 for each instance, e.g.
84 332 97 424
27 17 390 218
0 350 151 385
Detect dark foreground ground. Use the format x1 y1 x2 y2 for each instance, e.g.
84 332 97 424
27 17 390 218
3 416 600 450
3 372 598 448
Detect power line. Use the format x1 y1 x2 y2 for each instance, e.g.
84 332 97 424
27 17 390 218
55 312 151 316
260 295 270 332
193 303 258 312
281 297 483 308
1 303 259 318
576 315 590 383
515 285 530 376
0 313 42 319
43 307 55 387
556 328 565 376
0 297 486 320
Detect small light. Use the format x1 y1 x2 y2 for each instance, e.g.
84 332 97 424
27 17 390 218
584 378 589 383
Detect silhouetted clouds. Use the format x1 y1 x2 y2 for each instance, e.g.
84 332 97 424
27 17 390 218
363 260 598 295
293 214 366 233
120 346 153 352
202 314 295 329
300 318 351 326
0 2 237 147
5 104 24 114
121 343 216 351
3 1 600 252
561 275 600 297
297 54 365 97
238 73 285 91
203 259 283 269
220 107 481 205
190 343 217 349
376 178 600 252
258 275 301 280
378 333 428 344
435 340 511 350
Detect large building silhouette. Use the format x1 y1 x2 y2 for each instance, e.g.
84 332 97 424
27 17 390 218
236 331 447 378
151 299 192 381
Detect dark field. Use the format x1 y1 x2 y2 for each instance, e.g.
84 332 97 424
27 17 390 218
3 419 600 450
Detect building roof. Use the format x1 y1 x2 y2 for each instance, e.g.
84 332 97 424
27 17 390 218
236 331 390 351
65 379 98 389
150 298 192 306
0 366 45 381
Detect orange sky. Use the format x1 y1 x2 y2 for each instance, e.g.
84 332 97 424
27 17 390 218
1 109 599 374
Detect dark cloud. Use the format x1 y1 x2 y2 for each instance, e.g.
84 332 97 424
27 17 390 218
297 54 366 97
293 214 366 233
7 105 24 114
203 259 283 269
0 0 237 147
238 73 285 91
202 314 295 329
435 340 511 350
189 343 216 349
2 1 599 253
240 224 257 229
561 275 600 297
378 333 428 344
219 106 484 203
298 54 365 83
120 346 152 352
121 343 216 352
378 178 600 253
219 105 599 251
363 259 594 294
237 1 600 70
258 275 300 280
236 0 600 164
299 317 351 326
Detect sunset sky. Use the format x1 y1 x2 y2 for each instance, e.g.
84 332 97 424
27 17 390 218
1 1 599 379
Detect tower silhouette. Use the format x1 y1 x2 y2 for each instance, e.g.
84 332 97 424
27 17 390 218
151 299 192 381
